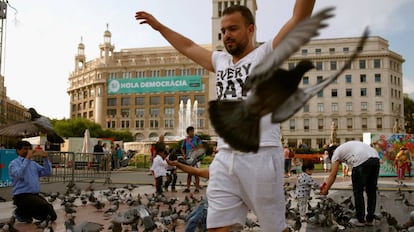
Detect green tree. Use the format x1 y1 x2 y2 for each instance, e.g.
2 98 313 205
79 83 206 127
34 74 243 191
404 96 414 133
52 118 133 142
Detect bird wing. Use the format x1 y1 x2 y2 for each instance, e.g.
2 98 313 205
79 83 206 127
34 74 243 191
33 116 65 143
270 27 369 123
244 7 334 92
0 121 41 137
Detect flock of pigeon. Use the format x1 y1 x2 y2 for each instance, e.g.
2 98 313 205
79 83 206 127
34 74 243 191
283 180 414 232
0 179 413 232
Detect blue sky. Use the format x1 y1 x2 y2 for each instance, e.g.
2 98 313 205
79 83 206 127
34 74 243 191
3 0 414 119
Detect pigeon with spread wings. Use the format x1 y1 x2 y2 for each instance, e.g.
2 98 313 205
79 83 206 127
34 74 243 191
208 7 369 153
0 107 64 144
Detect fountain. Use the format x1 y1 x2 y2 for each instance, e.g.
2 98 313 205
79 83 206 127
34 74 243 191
178 100 184 138
176 99 198 139
193 100 198 132
185 99 192 133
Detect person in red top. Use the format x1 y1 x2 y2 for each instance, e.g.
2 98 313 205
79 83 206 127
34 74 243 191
284 145 292 177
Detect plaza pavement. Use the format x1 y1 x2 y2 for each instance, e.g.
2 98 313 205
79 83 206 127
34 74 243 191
0 168 412 231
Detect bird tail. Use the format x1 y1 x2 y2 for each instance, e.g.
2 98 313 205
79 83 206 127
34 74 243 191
208 100 260 153
47 133 64 144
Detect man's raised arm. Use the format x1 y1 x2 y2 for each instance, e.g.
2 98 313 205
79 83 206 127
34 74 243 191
135 11 214 72
272 0 316 49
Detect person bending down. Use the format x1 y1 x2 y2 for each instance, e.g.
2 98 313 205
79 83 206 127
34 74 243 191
8 140 57 223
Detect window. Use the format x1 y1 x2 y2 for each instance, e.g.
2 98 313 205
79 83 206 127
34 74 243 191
317 103 324 112
194 95 205 104
332 103 338 112
135 97 145 105
121 120 130 128
165 69 176 76
137 71 146 78
150 96 160 105
197 119 206 129
195 68 205 76
362 118 368 129
317 90 323 97
318 118 324 130
329 48 335 54
317 76 323 83
290 119 295 130
330 61 337 70
343 47 349 53
150 70 160 77
360 88 367 96
361 102 368 111
301 49 308 55
164 96 175 105
107 98 117 106
359 60 366 69
360 74 366 83
121 109 130 118
375 74 381 82
179 96 190 103
347 118 353 129
345 75 352 83
346 102 353 112
346 89 352 97
288 63 295 70
375 101 383 111
376 117 382 129
375 88 382 96
180 69 190 76
164 108 174 117
303 104 310 113
316 62 323 71
164 119 174 129
150 108 160 117
315 48 321 54
302 76 309 85
107 120 116 129
304 119 310 131
109 72 117 79
331 89 338 97
150 119 159 129
122 72 132 78
107 109 116 117
135 108 145 117
373 59 381 68
121 97 130 106
135 120 144 129
197 107 205 116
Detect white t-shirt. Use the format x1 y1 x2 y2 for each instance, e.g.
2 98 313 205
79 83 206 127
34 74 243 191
331 141 379 168
150 155 167 178
212 41 281 150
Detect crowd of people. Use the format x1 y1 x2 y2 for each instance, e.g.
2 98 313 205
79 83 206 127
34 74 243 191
93 140 124 171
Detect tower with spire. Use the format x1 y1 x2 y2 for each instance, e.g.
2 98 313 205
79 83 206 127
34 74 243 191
74 37 85 72
100 23 115 65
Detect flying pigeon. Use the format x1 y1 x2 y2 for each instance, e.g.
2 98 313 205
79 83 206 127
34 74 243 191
0 107 64 143
208 7 369 152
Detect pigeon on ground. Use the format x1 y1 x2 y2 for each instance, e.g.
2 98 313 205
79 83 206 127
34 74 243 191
0 107 64 143
208 7 369 152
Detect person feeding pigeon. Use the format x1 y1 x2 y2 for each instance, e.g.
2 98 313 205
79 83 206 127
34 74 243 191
8 140 57 223
320 141 380 227
136 1 317 231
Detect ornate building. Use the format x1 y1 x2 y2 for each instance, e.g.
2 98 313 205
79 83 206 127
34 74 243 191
68 0 405 147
